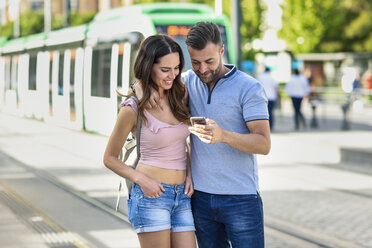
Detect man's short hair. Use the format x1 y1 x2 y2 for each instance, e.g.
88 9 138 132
186 22 222 50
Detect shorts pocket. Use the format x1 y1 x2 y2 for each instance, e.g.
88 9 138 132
127 199 133 223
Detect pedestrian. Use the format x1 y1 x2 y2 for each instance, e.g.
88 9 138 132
285 68 311 130
137 21 271 248
103 34 196 248
257 67 280 130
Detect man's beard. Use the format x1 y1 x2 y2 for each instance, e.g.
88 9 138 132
196 62 222 85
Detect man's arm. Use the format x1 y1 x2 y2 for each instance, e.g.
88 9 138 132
189 119 271 155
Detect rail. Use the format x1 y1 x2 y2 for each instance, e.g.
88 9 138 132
279 87 372 130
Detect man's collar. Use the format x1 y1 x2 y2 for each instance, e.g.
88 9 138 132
222 64 236 79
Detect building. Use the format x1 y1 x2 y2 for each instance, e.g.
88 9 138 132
0 0 128 25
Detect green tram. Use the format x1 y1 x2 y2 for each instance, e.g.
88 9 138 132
0 3 235 136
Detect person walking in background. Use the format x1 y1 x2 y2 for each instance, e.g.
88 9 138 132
285 68 311 130
257 67 280 130
103 34 196 248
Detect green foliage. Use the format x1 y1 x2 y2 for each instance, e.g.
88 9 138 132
241 0 264 60
70 12 95 26
241 0 263 41
0 21 13 37
52 14 65 30
280 0 372 54
0 10 96 38
20 10 44 36
279 0 326 53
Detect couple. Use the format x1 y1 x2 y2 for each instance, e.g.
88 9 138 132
104 22 271 248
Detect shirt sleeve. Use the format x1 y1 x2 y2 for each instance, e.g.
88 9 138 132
242 80 269 122
182 70 192 88
120 97 138 114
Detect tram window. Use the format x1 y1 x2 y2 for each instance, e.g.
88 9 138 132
49 55 53 86
49 53 53 116
91 47 112 98
58 53 64 95
117 46 124 110
117 53 123 89
70 52 76 121
155 24 230 69
29 55 37 90
4 57 11 90
11 56 18 90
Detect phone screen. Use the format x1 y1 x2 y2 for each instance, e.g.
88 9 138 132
190 117 207 125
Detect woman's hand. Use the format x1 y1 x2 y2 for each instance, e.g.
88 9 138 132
137 175 165 198
184 175 194 198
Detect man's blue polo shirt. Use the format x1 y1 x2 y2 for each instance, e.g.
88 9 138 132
183 65 269 195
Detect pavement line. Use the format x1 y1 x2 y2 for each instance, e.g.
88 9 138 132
0 150 130 225
265 215 364 248
0 182 90 248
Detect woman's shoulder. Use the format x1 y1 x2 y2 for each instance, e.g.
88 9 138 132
120 97 139 114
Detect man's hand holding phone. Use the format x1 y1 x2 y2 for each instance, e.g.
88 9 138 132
189 117 223 144
190 117 207 126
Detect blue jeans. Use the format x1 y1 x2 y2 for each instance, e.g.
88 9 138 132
191 190 264 248
128 183 195 233
291 97 306 129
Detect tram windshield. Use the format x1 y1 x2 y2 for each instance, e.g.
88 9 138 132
155 24 230 71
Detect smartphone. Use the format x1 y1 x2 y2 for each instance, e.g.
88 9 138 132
190 117 207 126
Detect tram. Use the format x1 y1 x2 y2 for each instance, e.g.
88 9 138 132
0 3 235 136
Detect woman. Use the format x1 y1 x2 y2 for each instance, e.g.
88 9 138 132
103 35 196 248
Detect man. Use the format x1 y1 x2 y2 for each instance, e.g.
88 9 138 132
185 22 270 248
136 22 270 248
257 67 280 130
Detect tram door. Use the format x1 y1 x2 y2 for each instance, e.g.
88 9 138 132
51 50 68 124
20 52 46 120
2 56 19 113
0 57 4 110
33 52 50 120
50 49 84 130
83 42 131 136
70 48 84 130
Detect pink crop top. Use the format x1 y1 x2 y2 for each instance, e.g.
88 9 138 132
121 98 190 170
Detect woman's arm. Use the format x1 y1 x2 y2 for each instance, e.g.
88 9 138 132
103 106 164 197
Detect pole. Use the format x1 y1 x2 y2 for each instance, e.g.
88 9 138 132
231 0 242 69
215 0 222 15
64 0 70 27
44 0 51 34
13 0 20 37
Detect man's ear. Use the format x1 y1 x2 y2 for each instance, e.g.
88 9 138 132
220 45 225 56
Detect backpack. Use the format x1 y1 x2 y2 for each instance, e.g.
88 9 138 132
115 96 142 212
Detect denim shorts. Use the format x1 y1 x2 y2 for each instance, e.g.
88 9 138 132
127 183 195 234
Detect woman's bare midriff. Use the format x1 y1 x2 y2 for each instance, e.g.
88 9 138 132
136 163 186 185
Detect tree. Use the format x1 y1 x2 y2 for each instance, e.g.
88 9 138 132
20 10 44 36
279 0 372 54
241 0 264 59
343 0 372 52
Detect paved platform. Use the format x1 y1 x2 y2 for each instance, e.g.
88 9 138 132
0 99 371 248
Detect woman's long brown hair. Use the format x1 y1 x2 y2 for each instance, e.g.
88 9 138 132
126 34 190 124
